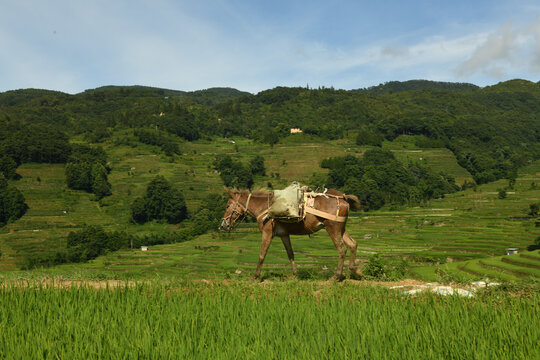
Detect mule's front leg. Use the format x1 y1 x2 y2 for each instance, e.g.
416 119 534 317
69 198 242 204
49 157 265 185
253 229 274 280
280 234 298 277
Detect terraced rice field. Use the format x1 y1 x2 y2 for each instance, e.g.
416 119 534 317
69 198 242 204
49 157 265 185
1 135 539 282
435 250 540 282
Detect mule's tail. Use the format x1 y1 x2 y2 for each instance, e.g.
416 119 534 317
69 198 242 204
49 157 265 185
344 194 362 211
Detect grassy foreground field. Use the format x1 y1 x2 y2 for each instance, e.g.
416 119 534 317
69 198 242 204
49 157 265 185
0 281 537 360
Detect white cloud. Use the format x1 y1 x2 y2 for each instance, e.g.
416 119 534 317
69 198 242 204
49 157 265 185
454 19 540 79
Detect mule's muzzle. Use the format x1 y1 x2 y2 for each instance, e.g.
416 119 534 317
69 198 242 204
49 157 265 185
220 219 231 231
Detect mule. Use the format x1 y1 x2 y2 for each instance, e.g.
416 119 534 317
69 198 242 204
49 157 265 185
220 188 362 280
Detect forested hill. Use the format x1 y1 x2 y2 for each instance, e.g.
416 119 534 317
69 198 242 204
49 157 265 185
1 79 540 185
358 80 480 94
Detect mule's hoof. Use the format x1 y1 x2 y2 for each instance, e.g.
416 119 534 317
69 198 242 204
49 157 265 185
331 274 346 282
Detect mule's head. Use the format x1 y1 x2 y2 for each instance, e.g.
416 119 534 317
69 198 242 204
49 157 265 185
220 188 247 231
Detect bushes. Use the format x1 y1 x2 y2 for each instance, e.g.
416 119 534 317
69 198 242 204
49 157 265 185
213 155 254 189
0 174 28 226
23 226 130 269
323 149 459 210
66 226 130 262
134 128 181 156
131 176 187 224
362 254 407 280
65 144 111 200
249 155 266 176
528 203 539 217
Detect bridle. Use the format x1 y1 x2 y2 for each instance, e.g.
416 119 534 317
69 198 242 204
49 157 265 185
222 193 252 230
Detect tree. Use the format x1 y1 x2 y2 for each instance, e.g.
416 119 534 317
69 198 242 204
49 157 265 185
0 156 18 179
529 203 539 217
66 225 128 262
131 176 187 224
250 155 266 176
0 174 28 226
65 162 92 191
214 155 254 189
67 225 109 261
131 197 148 224
65 144 111 199
91 163 112 199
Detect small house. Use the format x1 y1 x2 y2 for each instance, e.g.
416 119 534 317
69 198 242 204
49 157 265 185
506 248 518 255
290 128 303 134
141 246 149 252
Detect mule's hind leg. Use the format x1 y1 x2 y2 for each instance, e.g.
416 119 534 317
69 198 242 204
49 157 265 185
342 231 361 277
280 234 298 277
325 223 346 280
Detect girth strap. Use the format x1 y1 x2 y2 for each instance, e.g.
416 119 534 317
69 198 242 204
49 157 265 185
304 206 347 222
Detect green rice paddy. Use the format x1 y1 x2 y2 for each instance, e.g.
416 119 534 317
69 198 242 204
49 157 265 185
0 281 537 360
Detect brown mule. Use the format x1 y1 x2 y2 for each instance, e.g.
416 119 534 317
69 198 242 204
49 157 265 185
220 188 362 280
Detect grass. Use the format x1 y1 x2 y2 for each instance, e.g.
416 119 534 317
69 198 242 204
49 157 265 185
0 281 537 359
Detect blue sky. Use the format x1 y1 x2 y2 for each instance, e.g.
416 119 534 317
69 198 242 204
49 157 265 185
1 0 540 93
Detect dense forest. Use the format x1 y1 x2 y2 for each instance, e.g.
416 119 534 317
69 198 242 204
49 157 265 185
1 79 539 190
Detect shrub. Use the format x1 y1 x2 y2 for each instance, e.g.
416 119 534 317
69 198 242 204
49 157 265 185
528 203 539 217
250 155 266 176
65 144 111 200
67 226 129 262
362 254 407 280
131 176 187 224
0 175 28 226
527 236 540 251
213 155 254 189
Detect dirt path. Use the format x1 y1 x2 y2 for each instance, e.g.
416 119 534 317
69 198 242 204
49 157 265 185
0 278 493 297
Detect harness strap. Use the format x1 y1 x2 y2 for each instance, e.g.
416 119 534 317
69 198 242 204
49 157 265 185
245 193 252 214
256 209 269 222
304 206 347 222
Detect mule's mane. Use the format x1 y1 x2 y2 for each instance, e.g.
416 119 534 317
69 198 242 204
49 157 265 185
234 189 272 197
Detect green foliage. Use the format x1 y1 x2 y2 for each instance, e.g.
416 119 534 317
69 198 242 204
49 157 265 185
530 236 540 251
498 189 507 199
355 130 383 147
134 128 181 156
131 176 187 224
85 127 112 143
65 226 130 263
2 80 539 188
213 155 254 189
0 156 18 179
529 203 539 217
361 80 479 94
0 120 71 165
0 175 28 226
91 163 112 199
65 144 111 199
249 155 266 176
323 149 459 210
65 162 92 191
362 254 408 280
20 225 133 268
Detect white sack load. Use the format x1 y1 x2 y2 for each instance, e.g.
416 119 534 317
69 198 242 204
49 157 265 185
268 182 303 218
